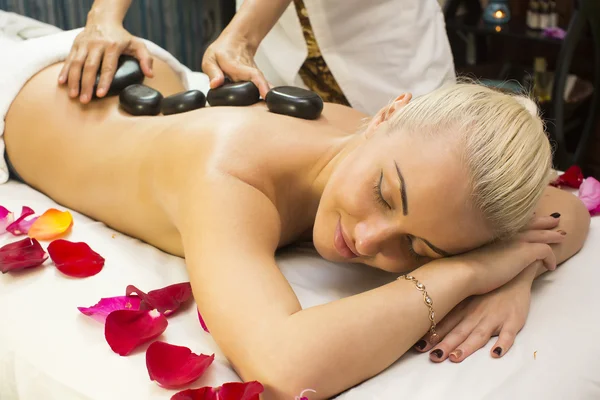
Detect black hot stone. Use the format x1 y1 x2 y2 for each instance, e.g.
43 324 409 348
206 81 260 107
89 55 144 98
265 86 323 120
161 90 207 115
119 84 163 116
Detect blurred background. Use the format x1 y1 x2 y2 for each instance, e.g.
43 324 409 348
0 0 598 178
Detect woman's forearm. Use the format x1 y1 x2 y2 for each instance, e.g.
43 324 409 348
222 0 292 50
258 259 475 399
87 0 132 26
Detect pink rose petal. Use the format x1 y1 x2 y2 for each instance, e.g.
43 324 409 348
126 282 193 316
0 237 47 273
0 206 14 232
105 309 168 356
6 206 37 236
579 177 600 215
146 341 214 388
171 382 264 400
198 309 210 333
48 239 105 278
78 296 142 323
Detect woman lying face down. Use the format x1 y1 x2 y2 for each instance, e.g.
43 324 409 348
5 56 589 399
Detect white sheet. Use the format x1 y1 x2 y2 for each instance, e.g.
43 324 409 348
0 179 599 400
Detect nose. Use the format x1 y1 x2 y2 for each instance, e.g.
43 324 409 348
354 218 397 257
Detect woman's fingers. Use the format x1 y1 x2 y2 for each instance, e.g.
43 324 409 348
518 229 566 244
429 318 479 363
490 323 520 358
67 47 89 98
526 214 560 230
80 46 104 103
447 323 498 363
415 301 466 353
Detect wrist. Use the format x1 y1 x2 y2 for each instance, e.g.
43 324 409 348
87 7 124 27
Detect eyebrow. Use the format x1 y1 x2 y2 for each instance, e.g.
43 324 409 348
394 161 452 257
394 161 408 216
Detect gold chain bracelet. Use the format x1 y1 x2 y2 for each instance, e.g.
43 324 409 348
398 274 439 344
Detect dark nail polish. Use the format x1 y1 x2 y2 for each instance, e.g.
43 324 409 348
431 349 444 358
494 347 502 356
415 340 427 350
550 212 561 218
558 230 567 236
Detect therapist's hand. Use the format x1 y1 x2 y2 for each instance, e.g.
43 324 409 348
58 23 154 104
201 33 271 99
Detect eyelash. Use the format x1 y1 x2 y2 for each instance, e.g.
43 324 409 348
405 235 424 261
373 172 391 210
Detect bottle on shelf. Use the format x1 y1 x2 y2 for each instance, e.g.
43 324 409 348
549 0 558 28
533 57 552 103
539 0 550 30
527 0 541 30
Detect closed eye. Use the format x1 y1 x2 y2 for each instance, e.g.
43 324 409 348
373 170 391 209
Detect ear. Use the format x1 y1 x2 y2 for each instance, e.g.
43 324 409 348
364 93 412 139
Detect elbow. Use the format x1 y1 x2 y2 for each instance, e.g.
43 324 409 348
234 343 331 400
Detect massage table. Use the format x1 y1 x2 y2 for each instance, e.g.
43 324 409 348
1 11 599 400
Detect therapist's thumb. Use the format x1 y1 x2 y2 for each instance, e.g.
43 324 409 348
202 56 225 89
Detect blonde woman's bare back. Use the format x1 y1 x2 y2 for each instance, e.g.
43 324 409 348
5 58 366 256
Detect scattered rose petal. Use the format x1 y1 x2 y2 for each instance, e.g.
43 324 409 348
579 177 600 215
6 206 36 236
0 206 14 232
146 341 214 388
171 382 264 400
126 282 193 316
551 165 584 189
198 309 210 333
47 239 105 278
295 389 317 400
105 309 168 356
28 208 73 240
78 296 142 323
0 237 47 273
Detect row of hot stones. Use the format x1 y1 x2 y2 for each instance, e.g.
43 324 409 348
90 56 323 120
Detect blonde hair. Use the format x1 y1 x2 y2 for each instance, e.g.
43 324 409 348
388 83 552 238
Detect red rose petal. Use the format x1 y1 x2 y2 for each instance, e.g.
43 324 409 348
218 382 264 400
171 387 216 400
171 382 264 400
126 282 192 316
47 239 105 278
146 341 214 388
551 165 584 189
78 296 142 323
6 206 37 236
198 309 210 333
0 206 14 231
105 309 168 356
0 237 47 273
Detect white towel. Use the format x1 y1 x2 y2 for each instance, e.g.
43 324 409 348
0 28 208 184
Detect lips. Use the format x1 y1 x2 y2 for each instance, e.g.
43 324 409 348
334 218 358 259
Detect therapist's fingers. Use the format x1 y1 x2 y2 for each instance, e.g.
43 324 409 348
58 49 76 84
80 47 104 104
224 62 270 99
202 53 225 89
67 47 89 98
96 46 121 98
128 40 154 78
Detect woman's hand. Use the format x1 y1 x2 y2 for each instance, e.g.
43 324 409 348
417 272 533 362
415 214 565 362
201 33 271 98
58 23 153 104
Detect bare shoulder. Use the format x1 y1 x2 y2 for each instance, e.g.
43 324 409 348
322 102 370 133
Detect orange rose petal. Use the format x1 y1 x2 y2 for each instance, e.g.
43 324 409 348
28 209 73 240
